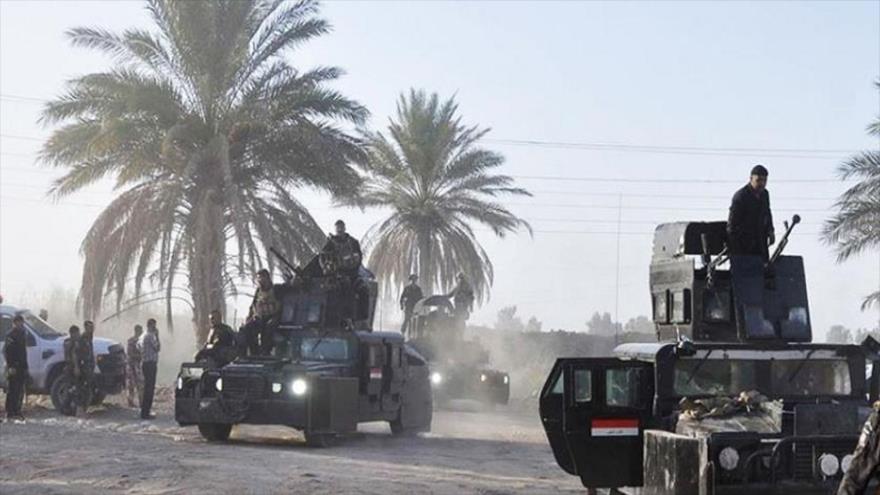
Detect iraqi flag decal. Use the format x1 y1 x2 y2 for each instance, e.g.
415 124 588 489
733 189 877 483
369 367 383 380
591 418 639 437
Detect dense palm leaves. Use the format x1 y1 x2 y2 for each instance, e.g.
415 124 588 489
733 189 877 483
40 0 367 341
822 85 880 310
350 90 531 303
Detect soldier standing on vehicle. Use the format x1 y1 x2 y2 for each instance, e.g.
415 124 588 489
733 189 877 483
727 165 775 260
4 315 29 420
196 310 237 368
399 274 423 336
126 325 144 408
241 269 280 356
139 319 160 420
837 401 880 495
322 220 363 277
447 273 475 322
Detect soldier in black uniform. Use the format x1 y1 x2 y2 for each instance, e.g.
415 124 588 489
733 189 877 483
727 165 775 260
447 273 475 323
74 321 96 413
837 401 880 494
196 310 237 367
4 315 29 420
241 269 281 356
399 274 424 336
321 220 368 323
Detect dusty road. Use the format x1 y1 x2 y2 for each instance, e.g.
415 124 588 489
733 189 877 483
0 395 583 494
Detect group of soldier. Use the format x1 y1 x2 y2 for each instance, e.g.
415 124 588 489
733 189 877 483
398 272 475 336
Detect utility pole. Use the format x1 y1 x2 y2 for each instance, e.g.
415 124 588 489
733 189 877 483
614 193 622 343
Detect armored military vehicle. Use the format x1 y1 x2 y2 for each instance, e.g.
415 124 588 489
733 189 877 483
175 249 433 446
408 295 509 406
540 216 880 494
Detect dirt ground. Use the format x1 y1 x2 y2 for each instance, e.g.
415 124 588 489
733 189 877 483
0 391 583 494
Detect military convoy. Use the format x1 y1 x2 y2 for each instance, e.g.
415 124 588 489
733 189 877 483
540 216 880 494
407 295 510 407
174 250 433 446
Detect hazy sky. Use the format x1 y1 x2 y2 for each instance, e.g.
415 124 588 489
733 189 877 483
1 0 879 339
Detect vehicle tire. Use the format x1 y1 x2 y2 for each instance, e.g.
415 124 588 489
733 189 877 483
50 376 78 416
304 431 336 448
90 391 107 406
390 417 418 437
197 423 232 442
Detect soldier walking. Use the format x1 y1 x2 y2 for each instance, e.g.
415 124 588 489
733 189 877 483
399 274 423 336
4 315 29 420
139 319 160 420
126 325 144 408
727 165 775 260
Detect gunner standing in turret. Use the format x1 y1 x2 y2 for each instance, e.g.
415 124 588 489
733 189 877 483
322 220 362 277
727 165 775 260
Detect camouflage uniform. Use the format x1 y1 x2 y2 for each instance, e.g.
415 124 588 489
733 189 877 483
126 335 143 408
242 286 280 355
74 335 95 409
838 402 880 495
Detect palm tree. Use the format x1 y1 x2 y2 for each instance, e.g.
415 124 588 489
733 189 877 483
40 0 368 343
822 83 880 310
349 90 531 304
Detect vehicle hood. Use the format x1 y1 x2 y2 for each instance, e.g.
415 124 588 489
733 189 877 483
220 358 348 376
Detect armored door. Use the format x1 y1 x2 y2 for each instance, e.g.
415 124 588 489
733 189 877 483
382 341 404 412
540 358 654 489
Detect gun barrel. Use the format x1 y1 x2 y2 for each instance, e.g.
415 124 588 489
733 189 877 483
768 214 800 265
268 246 298 273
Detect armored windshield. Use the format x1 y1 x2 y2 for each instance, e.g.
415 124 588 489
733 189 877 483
674 350 852 397
271 332 355 362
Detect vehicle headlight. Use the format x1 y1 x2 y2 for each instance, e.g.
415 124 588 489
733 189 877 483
176 377 183 390
272 382 282 394
291 378 308 396
718 447 740 471
503 375 509 385
431 372 443 385
818 453 839 477
841 454 854 473
215 377 223 392
480 374 487 383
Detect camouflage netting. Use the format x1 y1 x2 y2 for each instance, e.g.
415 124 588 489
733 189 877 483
676 390 783 436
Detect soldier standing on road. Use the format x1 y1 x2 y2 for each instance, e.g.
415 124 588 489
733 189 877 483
126 325 144 408
447 273 475 323
196 310 237 368
838 401 880 495
74 320 97 414
4 315 29 420
139 319 160 420
62 325 82 412
399 274 424 336
727 165 775 260
241 269 280 356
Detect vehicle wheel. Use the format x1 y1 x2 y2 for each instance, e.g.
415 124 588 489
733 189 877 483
304 431 336 448
390 418 418 437
50 376 78 416
90 391 107 406
198 423 232 442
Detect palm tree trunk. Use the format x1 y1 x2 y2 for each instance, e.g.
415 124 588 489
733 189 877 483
417 230 433 296
189 188 227 346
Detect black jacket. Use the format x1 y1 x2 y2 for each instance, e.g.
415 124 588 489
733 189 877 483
727 184 774 257
400 283 424 313
4 326 28 371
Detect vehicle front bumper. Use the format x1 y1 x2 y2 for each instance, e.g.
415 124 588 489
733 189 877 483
175 396 309 427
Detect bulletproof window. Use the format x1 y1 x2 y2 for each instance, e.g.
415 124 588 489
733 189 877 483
653 291 669 323
671 290 692 323
703 289 731 322
573 369 592 403
547 368 564 396
0 316 11 341
606 368 642 408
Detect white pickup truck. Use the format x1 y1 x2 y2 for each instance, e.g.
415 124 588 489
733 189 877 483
0 304 127 411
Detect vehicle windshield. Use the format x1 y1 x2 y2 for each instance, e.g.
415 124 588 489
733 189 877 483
272 333 354 362
21 311 64 339
674 350 852 397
